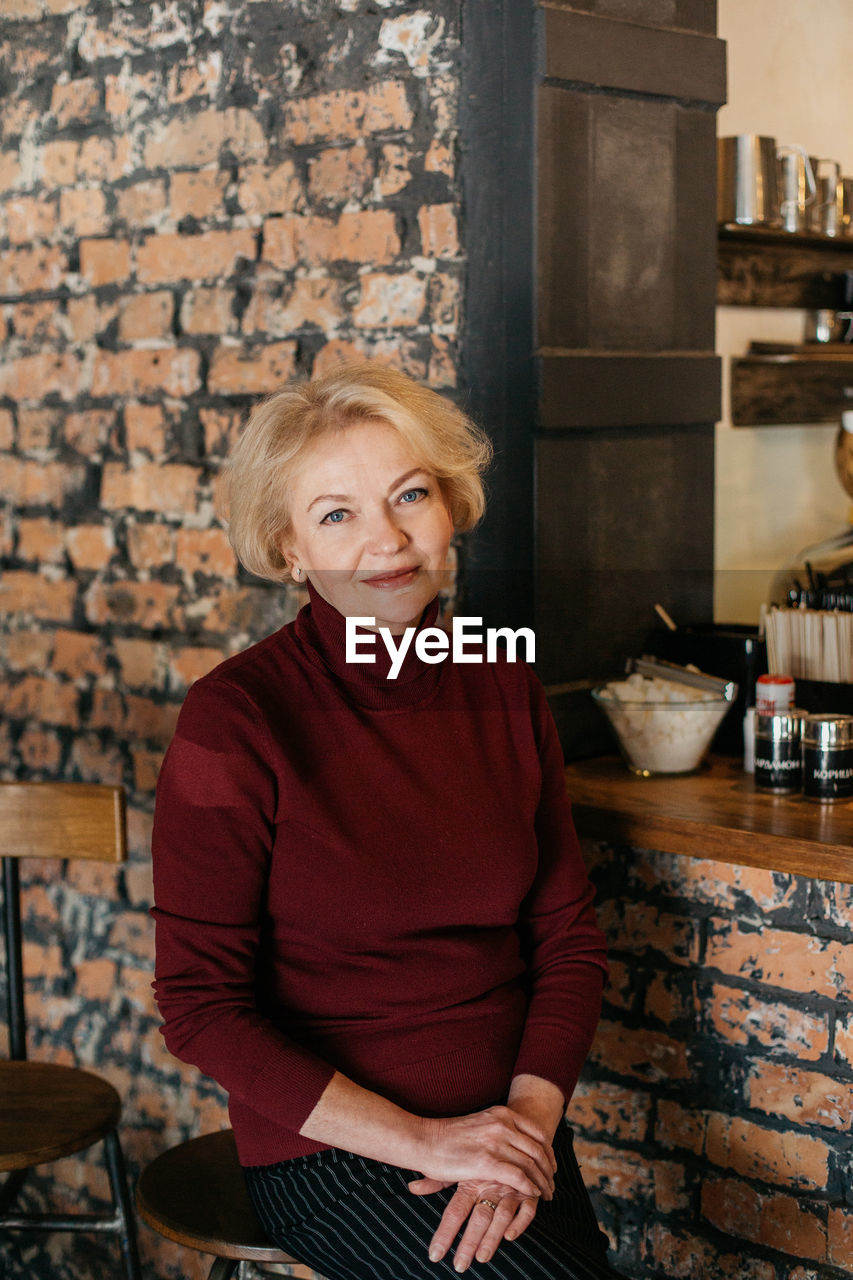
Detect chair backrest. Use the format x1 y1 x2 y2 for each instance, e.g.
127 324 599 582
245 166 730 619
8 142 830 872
1 782 127 1062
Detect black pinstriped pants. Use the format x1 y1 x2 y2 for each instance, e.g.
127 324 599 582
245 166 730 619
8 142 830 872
244 1123 628 1280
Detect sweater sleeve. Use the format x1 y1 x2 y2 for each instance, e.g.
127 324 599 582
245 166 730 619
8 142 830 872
151 675 336 1133
510 670 608 1103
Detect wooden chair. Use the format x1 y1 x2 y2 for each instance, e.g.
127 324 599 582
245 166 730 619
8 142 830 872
136 1128 301 1279
0 781 141 1279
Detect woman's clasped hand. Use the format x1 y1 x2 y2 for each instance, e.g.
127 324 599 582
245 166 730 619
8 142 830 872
407 1104 557 1271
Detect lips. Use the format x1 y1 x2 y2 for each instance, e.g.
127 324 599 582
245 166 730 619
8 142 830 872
363 566 420 589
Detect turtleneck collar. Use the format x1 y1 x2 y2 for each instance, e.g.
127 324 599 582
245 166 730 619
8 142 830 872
293 581 447 711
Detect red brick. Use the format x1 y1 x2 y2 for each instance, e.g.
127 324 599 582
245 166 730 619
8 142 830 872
283 81 413 145
0 457 84 505
70 735 125 785
425 137 454 176
127 521 177 568
53 630 106 681
565 1080 651 1142
701 1175 760 1239
429 272 461 332
353 271 428 328
181 286 237 336
125 403 167 455
645 971 690 1023
125 695 181 746
312 334 426 380
64 409 117 455
702 983 828 1060
91 347 202 399
66 294 118 344
77 134 133 184
748 1061 853 1130
119 290 174 341
200 407 242 457
705 1112 830 1190
11 301 64 344
116 179 168 226
0 409 13 449
136 228 255 284
84 581 183 631
17 517 65 564
5 195 57 244
170 169 229 221
573 1137 655 1200
0 244 65 295
376 143 413 196
208 341 297 395
143 107 266 168
653 1160 690 1213
307 143 373 205
101 460 200 515
705 919 853 1000
829 1206 853 1267
0 352 83 402
59 187 109 237
65 524 116 571
76 958 118 1001
79 237 132 287
655 1099 707 1156
629 850 800 914
51 77 100 128
759 1194 826 1259
601 957 633 1011
6 675 78 727
169 645 226 691
39 139 78 186
237 161 304 219
4 630 53 671
586 1019 690 1083
17 727 63 772
133 749 163 793
418 203 460 257
175 527 237 578
166 54 222 104
0 571 76 622
263 209 399 269
242 277 345 336
113 638 167 691
597 899 699 966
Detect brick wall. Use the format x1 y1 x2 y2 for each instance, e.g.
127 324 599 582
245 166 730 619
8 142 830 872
0 3 462 1276
571 843 853 1280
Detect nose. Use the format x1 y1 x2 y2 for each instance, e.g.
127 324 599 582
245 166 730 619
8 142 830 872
365 506 409 556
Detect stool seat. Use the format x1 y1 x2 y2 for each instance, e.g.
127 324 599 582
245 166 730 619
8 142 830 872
136 1129 294 1265
0 1061 121 1172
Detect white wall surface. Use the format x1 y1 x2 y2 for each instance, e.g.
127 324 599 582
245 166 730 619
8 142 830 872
714 0 853 624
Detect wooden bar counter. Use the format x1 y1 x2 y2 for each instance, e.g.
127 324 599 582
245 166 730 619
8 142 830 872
564 753 853 884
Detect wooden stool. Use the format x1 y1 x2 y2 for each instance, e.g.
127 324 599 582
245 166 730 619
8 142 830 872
0 782 141 1280
137 1129 301 1280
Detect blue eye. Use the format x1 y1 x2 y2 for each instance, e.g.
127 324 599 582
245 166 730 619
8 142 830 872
321 509 346 524
400 488 427 504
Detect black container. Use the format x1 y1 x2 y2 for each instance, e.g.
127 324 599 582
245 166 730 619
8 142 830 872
802 714 853 803
645 624 767 754
754 710 803 794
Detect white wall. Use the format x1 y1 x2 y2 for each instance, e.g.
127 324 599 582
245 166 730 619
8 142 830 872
714 0 853 624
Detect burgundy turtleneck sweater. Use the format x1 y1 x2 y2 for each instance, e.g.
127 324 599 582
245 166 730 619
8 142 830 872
151 589 607 1168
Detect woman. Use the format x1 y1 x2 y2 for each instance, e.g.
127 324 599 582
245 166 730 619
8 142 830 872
152 362 621 1279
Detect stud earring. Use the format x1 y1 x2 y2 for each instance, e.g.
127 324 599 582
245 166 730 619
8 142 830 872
292 566 303 581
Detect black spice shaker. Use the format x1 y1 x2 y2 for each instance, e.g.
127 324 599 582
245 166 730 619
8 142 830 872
802 714 853 803
754 711 803 794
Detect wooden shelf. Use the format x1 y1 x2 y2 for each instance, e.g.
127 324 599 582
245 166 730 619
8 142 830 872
730 351 853 425
718 224 853 309
565 754 853 884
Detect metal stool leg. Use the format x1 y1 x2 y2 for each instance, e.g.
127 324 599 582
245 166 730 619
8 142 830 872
208 1259 240 1279
103 1129 142 1280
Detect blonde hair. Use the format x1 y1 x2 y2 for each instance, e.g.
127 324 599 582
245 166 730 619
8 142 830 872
222 362 493 583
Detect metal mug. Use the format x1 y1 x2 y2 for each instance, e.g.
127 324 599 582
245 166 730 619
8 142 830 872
777 147 816 233
717 135 781 228
807 158 842 236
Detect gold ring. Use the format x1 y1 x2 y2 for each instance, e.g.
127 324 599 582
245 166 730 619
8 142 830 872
478 1199 498 1212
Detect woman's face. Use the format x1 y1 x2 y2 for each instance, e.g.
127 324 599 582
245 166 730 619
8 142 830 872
282 419 454 634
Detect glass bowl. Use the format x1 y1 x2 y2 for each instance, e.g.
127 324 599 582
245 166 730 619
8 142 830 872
591 680 733 777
